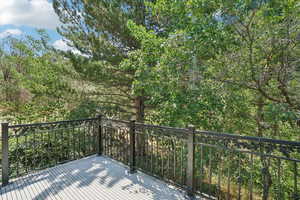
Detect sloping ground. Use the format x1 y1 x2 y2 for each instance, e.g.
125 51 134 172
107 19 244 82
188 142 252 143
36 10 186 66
0 156 202 200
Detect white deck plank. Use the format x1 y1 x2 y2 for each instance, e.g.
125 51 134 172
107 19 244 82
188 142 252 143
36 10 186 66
1 156 202 200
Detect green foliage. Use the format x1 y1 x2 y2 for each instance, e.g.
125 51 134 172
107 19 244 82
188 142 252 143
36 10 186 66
0 31 73 123
1 1 299 198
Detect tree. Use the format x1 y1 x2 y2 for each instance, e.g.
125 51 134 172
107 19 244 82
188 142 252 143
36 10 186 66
0 30 72 123
53 0 160 122
128 1 300 199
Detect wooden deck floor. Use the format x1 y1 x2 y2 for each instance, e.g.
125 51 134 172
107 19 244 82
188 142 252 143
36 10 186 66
0 156 199 200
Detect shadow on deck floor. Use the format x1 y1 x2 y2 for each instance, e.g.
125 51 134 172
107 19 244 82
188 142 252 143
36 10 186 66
0 155 201 200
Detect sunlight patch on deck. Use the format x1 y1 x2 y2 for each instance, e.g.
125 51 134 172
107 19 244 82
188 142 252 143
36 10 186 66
0 156 200 200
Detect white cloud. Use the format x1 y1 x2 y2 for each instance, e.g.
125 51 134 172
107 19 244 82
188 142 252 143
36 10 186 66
0 29 23 38
53 39 81 55
0 0 60 30
53 39 71 51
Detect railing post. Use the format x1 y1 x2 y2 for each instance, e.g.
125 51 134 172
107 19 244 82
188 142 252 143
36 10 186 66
96 115 103 156
187 125 196 197
129 120 136 173
2 122 9 186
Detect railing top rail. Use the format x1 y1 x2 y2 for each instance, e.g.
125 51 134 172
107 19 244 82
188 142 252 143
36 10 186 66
196 130 300 146
5 116 300 146
8 117 98 128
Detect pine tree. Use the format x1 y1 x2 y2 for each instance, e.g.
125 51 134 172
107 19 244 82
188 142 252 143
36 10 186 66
53 0 157 122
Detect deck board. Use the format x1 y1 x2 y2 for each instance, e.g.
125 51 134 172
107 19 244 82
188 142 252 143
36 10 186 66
0 156 201 200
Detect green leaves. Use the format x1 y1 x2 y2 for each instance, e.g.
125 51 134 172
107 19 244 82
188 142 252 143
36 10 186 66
0 30 73 123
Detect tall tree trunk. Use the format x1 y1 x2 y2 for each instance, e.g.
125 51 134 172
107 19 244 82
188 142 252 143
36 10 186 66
134 96 146 156
135 96 145 122
256 95 272 200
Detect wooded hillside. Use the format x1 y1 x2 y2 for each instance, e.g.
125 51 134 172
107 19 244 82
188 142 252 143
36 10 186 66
1 0 299 142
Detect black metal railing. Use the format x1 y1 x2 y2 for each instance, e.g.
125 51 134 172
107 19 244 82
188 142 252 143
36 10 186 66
100 119 300 200
1 117 300 200
1 117 99 185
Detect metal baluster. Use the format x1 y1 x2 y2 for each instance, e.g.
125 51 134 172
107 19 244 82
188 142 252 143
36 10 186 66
119 129 122 161
180 142 184 185
67 124 70 160
137 129 141 169
87 121 94 155
122 129 125 163
173 138 176 181
112 127 115 158
78 125 81 158
208 147 212 195
107 127 110 157
47 130 51 167
146 132 149 171
33 128 37 170
227 153 231 200
95 120 98 153
154 136 158 173
54 127 58 164
61 126 64 161
294 162 299 199
40 128 44 168
116 129 119 160
106 127 111 156
200 144 204 192
111 127 114 158
161 136 164 178
87 122 90 154
116 129 123 161
104 127 107 156
92 121 96 153
151 135 154 174
237 153 241 200
109 127 112 158
16 133 19 176
83 122 86 155
107 126 110 156
114 128 116 159
218 152 222 200
25 134 28 173
249 153 254 200
72 124 76 160
117 128 121 161
167 138 171 179
127 128 130 164
277 159 282 199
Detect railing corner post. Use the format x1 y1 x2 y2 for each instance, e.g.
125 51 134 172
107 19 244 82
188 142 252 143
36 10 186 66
129 120 136 174
96 115 103 156
2 122 9 186
187 125 196 197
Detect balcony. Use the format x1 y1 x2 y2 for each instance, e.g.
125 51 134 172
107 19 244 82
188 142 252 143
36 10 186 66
1 117 300 199
0 156 193 200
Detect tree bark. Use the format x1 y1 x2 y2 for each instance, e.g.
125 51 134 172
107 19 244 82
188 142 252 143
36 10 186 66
134 96 145 122
256 95 272 200
134 96 146 156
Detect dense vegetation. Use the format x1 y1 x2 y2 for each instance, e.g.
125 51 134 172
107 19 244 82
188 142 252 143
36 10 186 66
0 1 300 199
1 0 299 140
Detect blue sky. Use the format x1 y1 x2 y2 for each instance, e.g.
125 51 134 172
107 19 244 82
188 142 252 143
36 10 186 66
0 0 71 51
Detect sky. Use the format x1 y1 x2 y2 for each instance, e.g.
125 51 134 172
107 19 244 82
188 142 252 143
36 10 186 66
0 0 72 51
